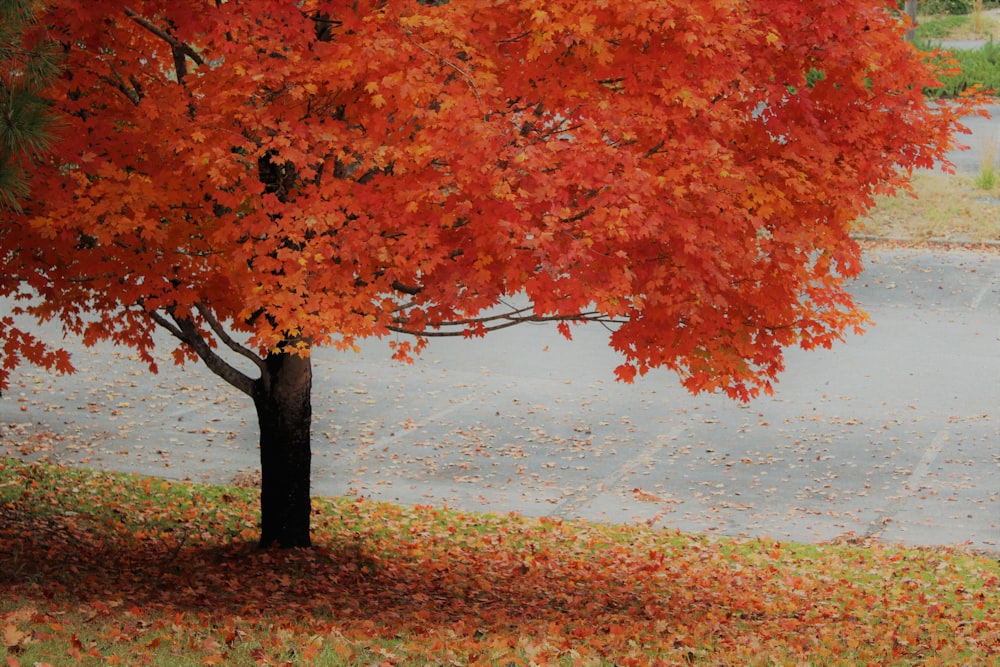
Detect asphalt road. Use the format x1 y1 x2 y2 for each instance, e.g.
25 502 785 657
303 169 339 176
947 103 1000 174
2 247 998 552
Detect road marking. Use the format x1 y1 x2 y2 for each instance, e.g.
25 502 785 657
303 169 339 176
969 268 999 311
910 428 948 483
368 395 479 453
863 428 949 539
550 422 687 519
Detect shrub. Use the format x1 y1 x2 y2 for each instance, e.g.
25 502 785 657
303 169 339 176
920 0 972 15
920 41 1000 97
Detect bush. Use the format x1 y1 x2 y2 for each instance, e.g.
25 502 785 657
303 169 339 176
920 0 972 15
917 0 1000 13
920 41 1000 97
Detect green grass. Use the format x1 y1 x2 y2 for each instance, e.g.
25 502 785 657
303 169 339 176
915 2 1000 41
975 138 999 189
916 13 986 40
2 457 999 665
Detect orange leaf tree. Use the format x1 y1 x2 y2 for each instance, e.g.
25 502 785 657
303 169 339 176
2 0 980 546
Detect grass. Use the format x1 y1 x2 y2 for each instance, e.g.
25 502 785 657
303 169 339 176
975 137 999 188
916 7 1000 41
922 41 1000 98
913 7 1000 98
917 13 1000 40
2 457 999 666
858 170 1000 243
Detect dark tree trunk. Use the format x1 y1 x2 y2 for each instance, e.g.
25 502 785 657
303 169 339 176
253 349 313 548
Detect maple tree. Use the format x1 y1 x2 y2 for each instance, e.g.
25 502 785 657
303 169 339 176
0 0 982 547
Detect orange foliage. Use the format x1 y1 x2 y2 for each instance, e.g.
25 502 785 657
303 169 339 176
0 0 985 397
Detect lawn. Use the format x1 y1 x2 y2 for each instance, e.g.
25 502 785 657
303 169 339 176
2 458 999 666
916 11 1000 41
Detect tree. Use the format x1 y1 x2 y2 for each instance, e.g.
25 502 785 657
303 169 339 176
0 0 62 210
905 0 918 41
1 0 69 396
2 0 982 547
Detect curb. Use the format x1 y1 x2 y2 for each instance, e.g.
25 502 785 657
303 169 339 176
851 234 1000 249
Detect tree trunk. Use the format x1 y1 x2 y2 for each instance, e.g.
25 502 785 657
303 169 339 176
905 0 918 41
253 349 313 548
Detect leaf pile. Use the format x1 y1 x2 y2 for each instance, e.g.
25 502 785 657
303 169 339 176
1 458 998 665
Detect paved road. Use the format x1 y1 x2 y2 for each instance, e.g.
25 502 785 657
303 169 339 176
947 103 1000 174
2 247 998 552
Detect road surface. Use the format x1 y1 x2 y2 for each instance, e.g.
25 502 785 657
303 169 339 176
2 247 998 553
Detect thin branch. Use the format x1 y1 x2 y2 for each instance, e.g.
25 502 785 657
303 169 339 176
97 64 142 105
643 140 666 159
413 305 537 327
397 22 483 111
123 7 205 84
388 310 626 337
124 8 205 65
194 302 267 373
536 122 585 141
496 31 531 45
149 308 257 397
559 206 595 224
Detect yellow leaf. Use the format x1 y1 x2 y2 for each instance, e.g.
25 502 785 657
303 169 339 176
3 624 29 650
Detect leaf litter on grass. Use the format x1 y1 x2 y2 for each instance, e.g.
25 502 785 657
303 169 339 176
2 458 999 666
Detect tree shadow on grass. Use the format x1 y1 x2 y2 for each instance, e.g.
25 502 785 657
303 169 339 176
4 479 992 665
0 497 755 649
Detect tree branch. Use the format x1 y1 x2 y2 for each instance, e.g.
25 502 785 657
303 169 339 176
149 308 257 397
194 303 267 373
123 7 205 83
397 21 483 111
97 64 142 105
388 309 625 337
643 140 666 159
148 308 184 339
391 280 422 295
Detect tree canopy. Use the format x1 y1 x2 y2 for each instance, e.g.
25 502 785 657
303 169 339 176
0 0 984 545
3 0 981 395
